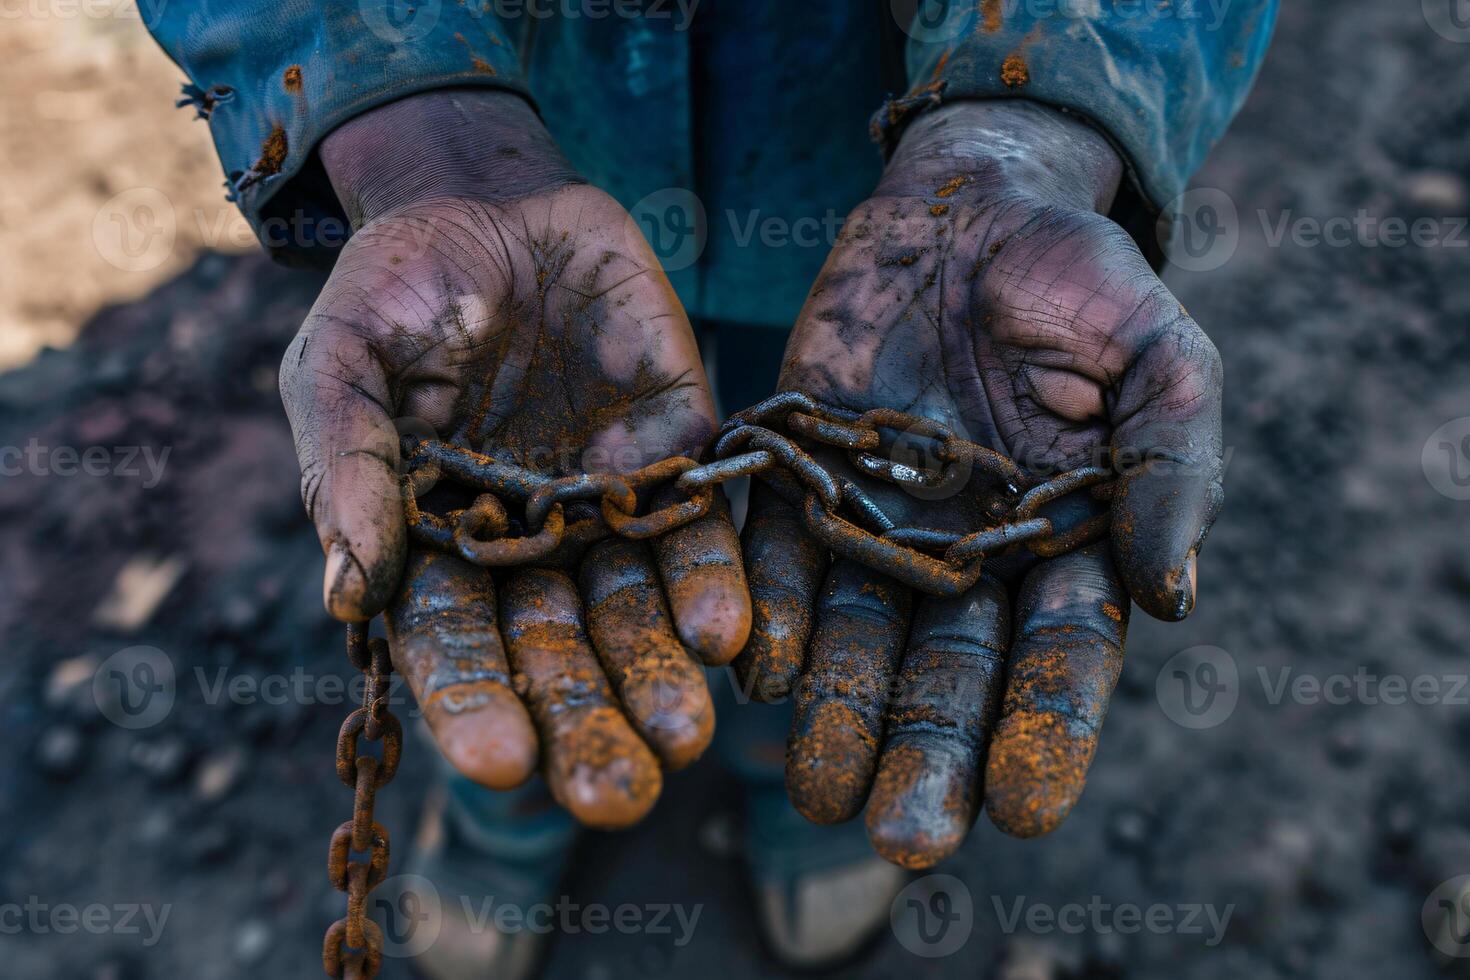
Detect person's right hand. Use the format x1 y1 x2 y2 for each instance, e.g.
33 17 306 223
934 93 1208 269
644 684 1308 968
280 89 750 828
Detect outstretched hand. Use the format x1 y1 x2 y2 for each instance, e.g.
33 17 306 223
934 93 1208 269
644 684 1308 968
280 90 750 828
736 100 1224 867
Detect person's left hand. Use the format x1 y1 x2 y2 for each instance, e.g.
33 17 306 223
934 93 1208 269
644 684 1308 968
734 100 1224 868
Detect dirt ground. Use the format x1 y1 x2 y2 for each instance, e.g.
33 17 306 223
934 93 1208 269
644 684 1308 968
0 2 251 370
3 1 1470 978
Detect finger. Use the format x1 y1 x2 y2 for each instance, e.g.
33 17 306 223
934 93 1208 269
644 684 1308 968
1110 308 1224 621
985 543 1127 838
651 491 751 665
279 317 405 621
865 574 1010 869
500 568 662 829
385 549 537 790
582 538 714 770
734 482 828 701
786 561 912 825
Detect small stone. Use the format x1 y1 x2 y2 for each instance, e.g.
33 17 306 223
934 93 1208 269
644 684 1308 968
1403 169 1468 212
1106 805 1152 852
93 554 187 633
698 811 738 858
194 746 245 802
45 655 100 713
128 736 189 783
34 725 85 778
233 920 272 964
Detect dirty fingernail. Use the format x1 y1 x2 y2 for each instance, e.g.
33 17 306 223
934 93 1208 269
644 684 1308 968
1175 550 1198 619
323 540 365 620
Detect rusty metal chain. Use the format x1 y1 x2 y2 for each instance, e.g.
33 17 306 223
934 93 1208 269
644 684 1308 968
317 392 1113 975
398 391 1115 597
322 623 402 978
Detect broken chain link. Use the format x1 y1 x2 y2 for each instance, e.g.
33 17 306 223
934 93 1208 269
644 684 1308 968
322 624 401 978
398 391 1115 597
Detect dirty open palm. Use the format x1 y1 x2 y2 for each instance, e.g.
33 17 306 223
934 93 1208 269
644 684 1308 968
736 101 1225 867
279 90 750 828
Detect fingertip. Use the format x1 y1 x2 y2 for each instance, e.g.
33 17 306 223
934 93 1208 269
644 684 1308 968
983 711 1092 839
1117 540 1197 622
864 742 973 870
786 700 875 825
1109 436 1219 623
554 709 664 829
323 538 402 621
433 689 539 790
737 484 826 701
655 506 753 665
617 665 714 771
667 575 751 666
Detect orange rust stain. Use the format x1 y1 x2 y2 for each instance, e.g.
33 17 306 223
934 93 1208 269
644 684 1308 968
1001 53 1030 88
283 65 303 93
982 0 1003 32
255 125 288 176
935 176 969 198
930 204 950 217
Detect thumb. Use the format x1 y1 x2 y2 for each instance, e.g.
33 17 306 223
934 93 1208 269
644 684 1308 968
1108 310 1224 621
280 313 407 621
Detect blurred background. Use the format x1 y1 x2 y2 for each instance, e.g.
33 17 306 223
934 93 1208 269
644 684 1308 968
2 1 1469 978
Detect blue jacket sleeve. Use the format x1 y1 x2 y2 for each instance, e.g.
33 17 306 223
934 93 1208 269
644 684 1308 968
875 0 1278 252
143 2 527 264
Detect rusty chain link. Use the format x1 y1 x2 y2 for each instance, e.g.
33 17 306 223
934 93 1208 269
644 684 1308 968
397 391 1116 597
322 623 401 978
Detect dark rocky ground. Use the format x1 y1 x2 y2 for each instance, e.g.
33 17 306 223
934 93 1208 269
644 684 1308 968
4 1 1470 977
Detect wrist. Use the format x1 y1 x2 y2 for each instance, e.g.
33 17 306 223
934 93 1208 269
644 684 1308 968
879 100 1123 214
320 88 584 227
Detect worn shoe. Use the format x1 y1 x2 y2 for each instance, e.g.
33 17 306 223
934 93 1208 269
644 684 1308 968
745 785 909 968
398 774 577 980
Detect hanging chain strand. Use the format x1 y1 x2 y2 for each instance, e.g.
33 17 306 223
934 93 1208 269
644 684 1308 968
319 392 1114 974
323 623 401 978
